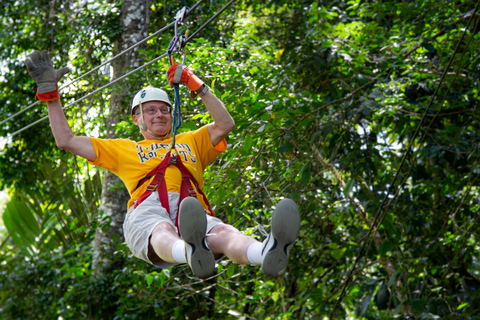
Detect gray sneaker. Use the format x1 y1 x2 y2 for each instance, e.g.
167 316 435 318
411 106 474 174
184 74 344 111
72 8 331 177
261 198 300 277
178 197 216 279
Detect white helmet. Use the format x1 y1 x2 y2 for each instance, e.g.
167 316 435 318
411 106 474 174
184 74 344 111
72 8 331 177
131 87 172 140
131 87 172 115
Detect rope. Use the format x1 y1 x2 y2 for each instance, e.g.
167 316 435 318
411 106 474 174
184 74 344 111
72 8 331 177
171 82 182 148
0 0 206 128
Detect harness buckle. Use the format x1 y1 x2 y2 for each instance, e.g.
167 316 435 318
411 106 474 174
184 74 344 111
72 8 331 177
146 185 157 192
188 189 197 197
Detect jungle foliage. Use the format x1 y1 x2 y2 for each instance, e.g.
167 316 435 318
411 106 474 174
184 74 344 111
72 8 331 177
1 0 480 319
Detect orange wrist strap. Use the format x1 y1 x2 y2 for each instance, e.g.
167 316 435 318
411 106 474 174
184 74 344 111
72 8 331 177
36 85 60 101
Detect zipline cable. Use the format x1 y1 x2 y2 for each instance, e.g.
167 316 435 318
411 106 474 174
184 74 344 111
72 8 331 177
329 2 480 317
185 0 235 42
0 0 206 127
8 53 169 138
4 0 236 140
0 22 174 127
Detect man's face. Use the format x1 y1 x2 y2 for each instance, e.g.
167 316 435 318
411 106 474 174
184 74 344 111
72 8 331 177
133 100 172 137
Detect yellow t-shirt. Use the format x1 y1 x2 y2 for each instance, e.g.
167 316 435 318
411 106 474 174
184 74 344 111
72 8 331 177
88 125 226 210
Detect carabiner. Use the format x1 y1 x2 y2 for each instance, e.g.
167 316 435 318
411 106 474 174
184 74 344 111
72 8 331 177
167 6 190 65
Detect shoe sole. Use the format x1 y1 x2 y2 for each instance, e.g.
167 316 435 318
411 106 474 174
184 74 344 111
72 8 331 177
262 198 300 277
178 197 216 279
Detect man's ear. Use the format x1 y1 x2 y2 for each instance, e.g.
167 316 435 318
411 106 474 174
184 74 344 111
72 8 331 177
132 114 141 126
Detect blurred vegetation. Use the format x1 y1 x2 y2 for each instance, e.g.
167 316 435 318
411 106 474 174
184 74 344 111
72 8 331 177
1 0 480 319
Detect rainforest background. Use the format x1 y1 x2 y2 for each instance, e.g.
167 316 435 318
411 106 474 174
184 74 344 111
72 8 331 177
1 0 480 319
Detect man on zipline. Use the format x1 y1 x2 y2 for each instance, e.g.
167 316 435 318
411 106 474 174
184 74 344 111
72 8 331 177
25 50 300 279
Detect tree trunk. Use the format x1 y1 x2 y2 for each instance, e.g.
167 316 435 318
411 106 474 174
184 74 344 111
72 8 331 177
93 0 150 273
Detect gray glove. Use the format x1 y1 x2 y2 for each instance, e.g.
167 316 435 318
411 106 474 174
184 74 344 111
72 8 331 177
24 50 70 99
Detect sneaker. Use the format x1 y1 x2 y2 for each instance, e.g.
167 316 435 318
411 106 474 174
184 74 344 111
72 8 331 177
261 198 300 277
178 197 216 279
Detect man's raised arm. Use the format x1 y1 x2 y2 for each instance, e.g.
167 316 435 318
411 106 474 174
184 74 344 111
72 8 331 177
46 99 97 161
166 63 235 146
25 50 96 161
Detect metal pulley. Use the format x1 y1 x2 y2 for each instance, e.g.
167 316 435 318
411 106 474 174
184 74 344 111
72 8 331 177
167 6 191 65
167 35 187 64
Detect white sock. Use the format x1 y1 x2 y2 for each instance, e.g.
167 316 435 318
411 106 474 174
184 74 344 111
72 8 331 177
247 241 264 266
171 240 187 264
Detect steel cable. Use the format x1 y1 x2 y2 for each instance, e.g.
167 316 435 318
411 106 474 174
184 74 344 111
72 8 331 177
4 0 235 140
0 0 206 128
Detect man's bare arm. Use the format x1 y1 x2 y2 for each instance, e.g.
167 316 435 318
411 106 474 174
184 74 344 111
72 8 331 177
47 99 97 161
25 50 97 161
166 64 235 146
201 90 235 146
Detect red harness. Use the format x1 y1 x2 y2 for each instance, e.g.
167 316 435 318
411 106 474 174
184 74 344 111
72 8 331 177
134 151 214 230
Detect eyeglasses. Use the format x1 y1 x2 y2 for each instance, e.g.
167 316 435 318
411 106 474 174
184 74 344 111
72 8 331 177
142 105 170 115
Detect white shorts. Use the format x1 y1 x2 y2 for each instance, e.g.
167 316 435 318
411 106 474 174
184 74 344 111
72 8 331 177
123 192 223 268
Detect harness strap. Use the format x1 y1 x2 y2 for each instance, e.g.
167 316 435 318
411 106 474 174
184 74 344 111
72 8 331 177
134 152 172 208
134 151 215 232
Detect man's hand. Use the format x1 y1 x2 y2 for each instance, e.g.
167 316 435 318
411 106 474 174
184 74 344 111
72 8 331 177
166 63 204 92
24 50 70 101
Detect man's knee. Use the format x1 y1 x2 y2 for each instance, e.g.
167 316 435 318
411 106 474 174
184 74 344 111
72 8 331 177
209 223 241 237
152 221 176 237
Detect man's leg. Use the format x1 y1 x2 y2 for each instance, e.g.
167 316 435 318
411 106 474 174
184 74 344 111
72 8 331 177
177 197 216 279
149 222 182 263
260 198 300 277
206 224 258 264
207 198 300 277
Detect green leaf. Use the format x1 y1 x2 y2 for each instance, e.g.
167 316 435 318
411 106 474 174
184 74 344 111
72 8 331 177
228 170 239 179
328 243 338 250
382 212 395 235
301 170 311 186
291 192 300 201
357 291 373 317
378 240 396 256
182 121 197 131
331 247 346 260
146 274 154 286
226 264 235 278
3 196 40 246
343 179 354 197
276 144 293 153
272 291 280 302
163 268 171 278
411 297 426 312
310 130 322 143
243 135 253 152
421 41 435 53
387 271 399 288
457 302 469 310
218 187 226 200
322 123 333 137
153 275 163 287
